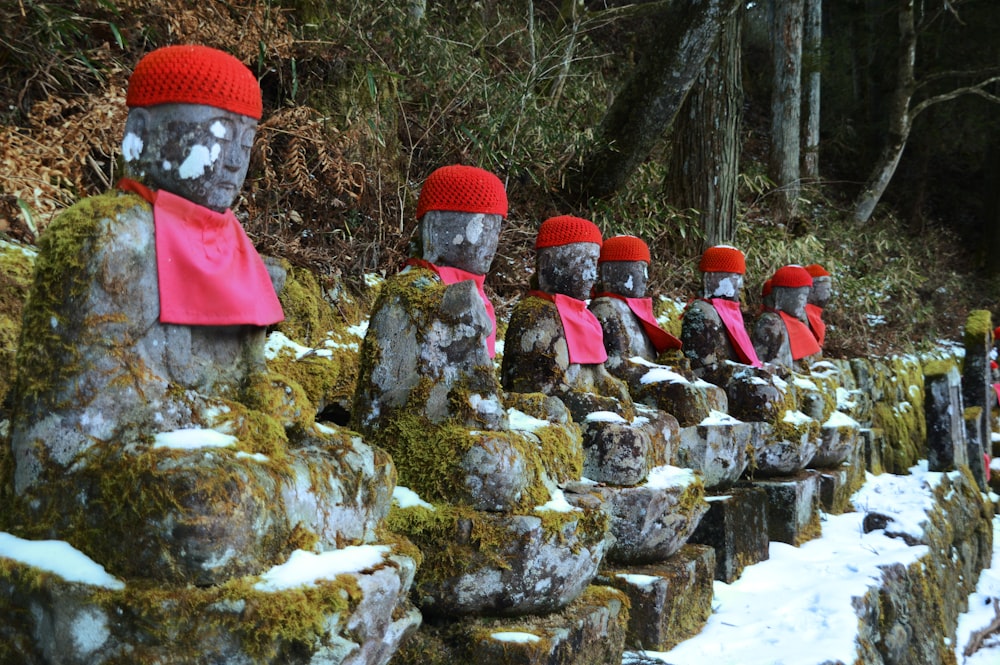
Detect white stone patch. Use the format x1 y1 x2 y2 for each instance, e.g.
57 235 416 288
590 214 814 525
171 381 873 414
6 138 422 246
177 143 220 179
465 216 484 244
121 132 144 162
210 120 228 138
161 160 172 171
624 274 634 290
71 608 111 656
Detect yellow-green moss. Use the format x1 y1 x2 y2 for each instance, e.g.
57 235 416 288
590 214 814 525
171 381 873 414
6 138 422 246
964 309 993 348
923 358 958 378
0 240 36 408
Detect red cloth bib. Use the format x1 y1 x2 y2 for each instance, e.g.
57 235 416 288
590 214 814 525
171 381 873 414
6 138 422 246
118 179 283 326
778 311 822 360
709 298 762 367
594 293 682 353
529 291 608 364
805 303 826 346
405 258 497 358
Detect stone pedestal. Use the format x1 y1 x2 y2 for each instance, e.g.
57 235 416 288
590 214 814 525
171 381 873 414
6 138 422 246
676 418 753 489
389 586 629 665
925 365 968 473
860 427 885 474
598 544 715 651
687 486 769 582
748 471 821 546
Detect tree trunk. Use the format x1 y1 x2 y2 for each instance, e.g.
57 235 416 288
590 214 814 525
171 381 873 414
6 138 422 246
853 0 916 224
665 6 743 247
802 0 821 179
768 0 804 222
562 0 743 202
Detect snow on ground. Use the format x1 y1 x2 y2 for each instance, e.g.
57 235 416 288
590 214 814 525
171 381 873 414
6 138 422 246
625 463 1000 665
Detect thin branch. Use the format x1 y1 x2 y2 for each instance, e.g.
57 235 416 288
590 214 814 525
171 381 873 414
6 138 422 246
911 75 1000 118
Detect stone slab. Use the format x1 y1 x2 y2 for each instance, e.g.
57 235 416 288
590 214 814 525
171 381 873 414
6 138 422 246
598 544 715 651
747 471 821 546
687 486 769 583
389 585 628 665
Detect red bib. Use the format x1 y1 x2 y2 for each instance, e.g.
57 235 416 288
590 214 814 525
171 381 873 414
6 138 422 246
778 311 822 360
594 293 682 353
805 303 826 346
118 179 283 326
405 258 497 358
708 298 762 367
529 291 608 364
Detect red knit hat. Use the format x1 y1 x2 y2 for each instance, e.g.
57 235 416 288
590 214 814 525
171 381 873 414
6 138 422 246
536 215 603 249
415 164 508 220
771 265 814 288
805 263 831 278
127 45 262 120
761 279 773 298
699 245 745 274
599 235 650 264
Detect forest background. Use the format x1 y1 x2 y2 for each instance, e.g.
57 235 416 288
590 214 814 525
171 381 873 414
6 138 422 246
2 0 1000 360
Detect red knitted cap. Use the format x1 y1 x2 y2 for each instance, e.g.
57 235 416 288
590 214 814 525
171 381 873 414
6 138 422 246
771 265 814 288
599 235 650 264
416 165 508 220
805 263 831 278
127 45 262 120
761 279 773 298
699 245 745 274
536 215 603 249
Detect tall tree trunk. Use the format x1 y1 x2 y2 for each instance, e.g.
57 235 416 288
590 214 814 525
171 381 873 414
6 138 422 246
665 6 743 247
562 0 743 202
769 0 804 222
802 0 821 179
853 0 916 224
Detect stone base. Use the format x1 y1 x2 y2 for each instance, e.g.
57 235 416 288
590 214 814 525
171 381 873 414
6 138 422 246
860 427 886 474
687 486 769 582
0 541 420 665
676 419 754 489
598 544 715 651
816 444 866 515
389 585 628 665
747 471 821 546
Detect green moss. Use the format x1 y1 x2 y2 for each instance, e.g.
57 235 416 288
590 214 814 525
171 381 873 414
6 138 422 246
0 240 36 408
923 358 957 378
963 309 993 347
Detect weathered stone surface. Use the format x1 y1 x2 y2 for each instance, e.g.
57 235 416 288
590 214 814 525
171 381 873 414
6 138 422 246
389 585 629 665
676 415 753 489
599 544 715 651
573 465 708 564
723 365 786 424
960 310 992 490
749 412 821 477
924 363 968 473
853 467 993 665
0 239 35 417
580 413 652 485
811 411 861 468
589 295 656 380
633 362 729 427
634 403 679 467
860 426 886 474
688 486 769 582
748 471 821 546
0 542 420 665
393 506 610 617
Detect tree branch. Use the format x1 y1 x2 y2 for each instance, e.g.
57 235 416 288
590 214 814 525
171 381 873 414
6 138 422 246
911 75 1000 118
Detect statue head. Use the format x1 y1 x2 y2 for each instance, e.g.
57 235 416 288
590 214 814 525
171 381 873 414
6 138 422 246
770 265 813 322
415 164 508 275
535 215 603 300
805 263 832 309
121 45 262 212
699 245 746 301
597 235 650 298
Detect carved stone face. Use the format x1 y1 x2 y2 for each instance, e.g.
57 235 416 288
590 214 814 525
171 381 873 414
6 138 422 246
808 276 832 308
598 260 648 298
122 103 257 212
419 210 503 275
774 285 811 321
537 242 601 300
703 271 744 301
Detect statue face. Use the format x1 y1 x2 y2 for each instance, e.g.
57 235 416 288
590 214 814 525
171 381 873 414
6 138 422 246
808 276 832 308
419 210 502 275
774 285 810 320
537 242 601 300
599 260 648 298
122 103 257 212
703 271 744 301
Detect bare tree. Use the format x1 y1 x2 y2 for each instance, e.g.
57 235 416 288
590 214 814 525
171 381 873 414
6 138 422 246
802 0 821 180
768 0 804 222
853 0 1000 223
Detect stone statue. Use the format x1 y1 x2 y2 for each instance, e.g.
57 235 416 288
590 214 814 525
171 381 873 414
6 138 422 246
752 264 821 371
680 245 762 385
2 44 418 663
589 234 682 386
804 263 832 349
353 167 608 618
